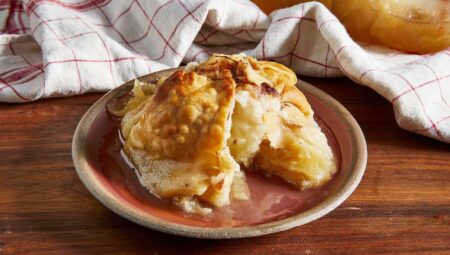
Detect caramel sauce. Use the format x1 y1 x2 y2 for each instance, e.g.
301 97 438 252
86 108 342 227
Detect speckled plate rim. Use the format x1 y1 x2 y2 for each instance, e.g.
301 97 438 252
72 68 367 239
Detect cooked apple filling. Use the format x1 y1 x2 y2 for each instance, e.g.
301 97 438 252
110 54 336 214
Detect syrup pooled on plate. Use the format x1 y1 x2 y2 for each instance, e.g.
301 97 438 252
86 107 341 227
110 55 338 215
89 55 343 226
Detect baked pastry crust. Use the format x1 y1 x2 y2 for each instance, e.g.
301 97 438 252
113 54 336 213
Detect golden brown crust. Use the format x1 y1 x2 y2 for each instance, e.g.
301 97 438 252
125 69 235 163
118 53 335 211
122 59 245 208
256 60 312 116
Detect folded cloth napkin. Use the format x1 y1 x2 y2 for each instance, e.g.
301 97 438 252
0 0 449 143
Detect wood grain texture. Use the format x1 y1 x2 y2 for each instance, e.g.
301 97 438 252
0 77 449 255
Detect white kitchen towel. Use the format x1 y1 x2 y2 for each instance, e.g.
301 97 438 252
0 0 449 142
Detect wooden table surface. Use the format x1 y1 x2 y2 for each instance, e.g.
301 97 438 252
0 77 449 255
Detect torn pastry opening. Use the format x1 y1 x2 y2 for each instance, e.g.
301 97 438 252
109 54 337 215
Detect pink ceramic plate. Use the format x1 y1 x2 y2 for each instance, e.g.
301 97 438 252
72 68 367 239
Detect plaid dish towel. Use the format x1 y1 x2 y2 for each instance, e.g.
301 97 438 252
0 0 449 143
